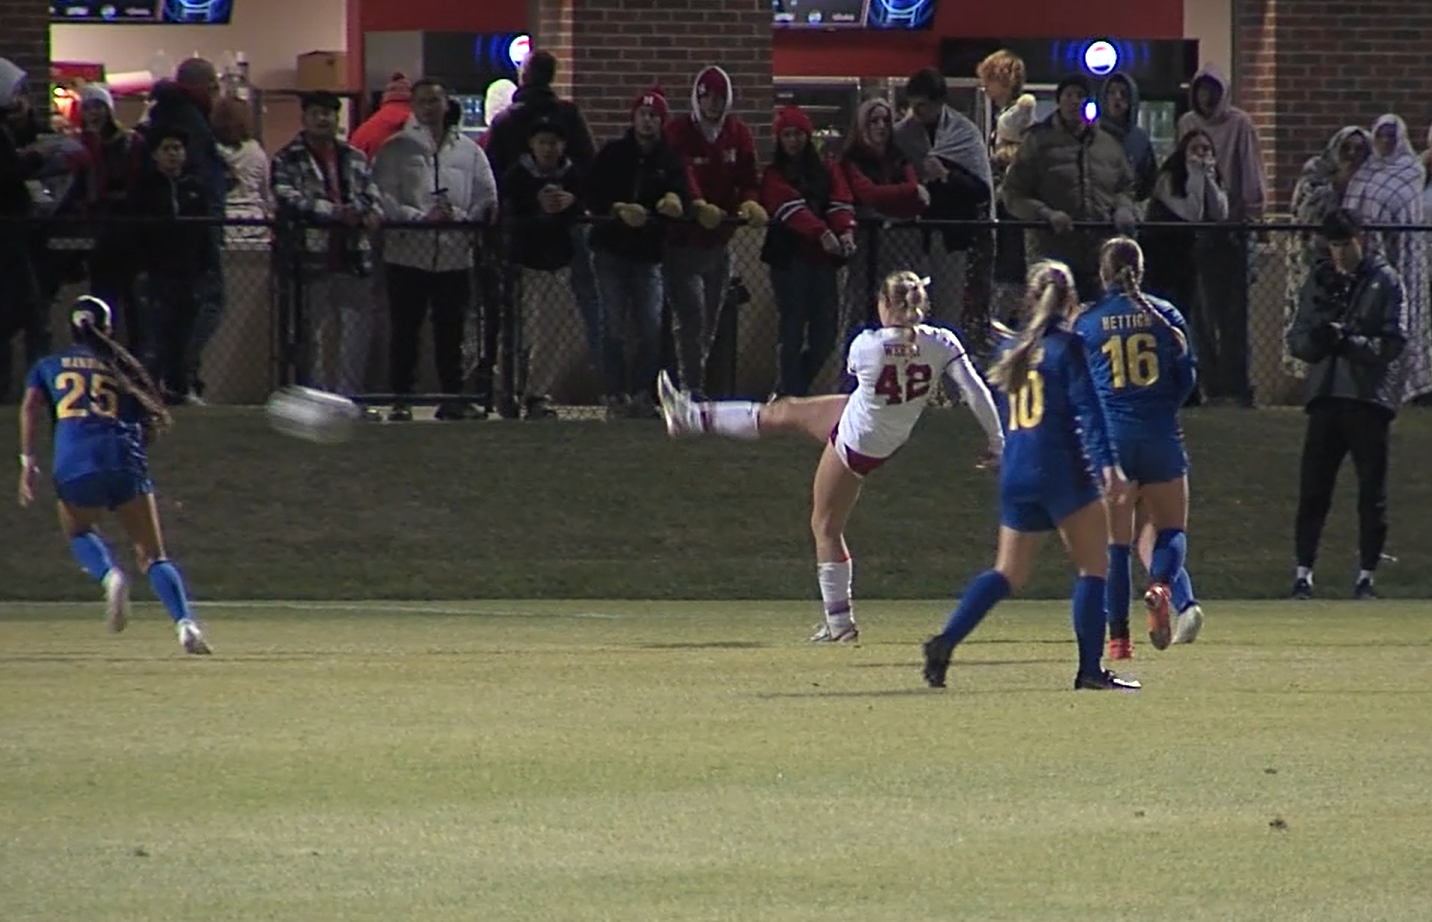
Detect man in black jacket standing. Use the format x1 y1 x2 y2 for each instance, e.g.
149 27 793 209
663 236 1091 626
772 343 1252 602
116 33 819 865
1286 209 1406 600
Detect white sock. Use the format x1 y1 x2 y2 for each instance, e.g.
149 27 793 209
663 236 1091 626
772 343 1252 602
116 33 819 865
1358 569 1374 583
817 559 854 629
705 401 761 439
1296 566 1313 583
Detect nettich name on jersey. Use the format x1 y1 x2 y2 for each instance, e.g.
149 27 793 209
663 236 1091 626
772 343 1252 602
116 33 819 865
59 356 107 372
1099 313 1153 332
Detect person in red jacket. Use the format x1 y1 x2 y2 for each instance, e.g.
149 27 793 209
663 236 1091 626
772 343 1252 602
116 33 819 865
760 105 856 397
662 66 767 396
349 73 412 161
838 97 928 333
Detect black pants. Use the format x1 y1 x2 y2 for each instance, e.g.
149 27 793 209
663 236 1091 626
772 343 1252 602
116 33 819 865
386 264 469 396
1294 398 1392 571
1193 232 1252 402
144 273 201 398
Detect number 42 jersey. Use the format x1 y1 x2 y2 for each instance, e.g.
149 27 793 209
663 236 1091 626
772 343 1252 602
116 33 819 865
27 346 150 484
837 323 1004 462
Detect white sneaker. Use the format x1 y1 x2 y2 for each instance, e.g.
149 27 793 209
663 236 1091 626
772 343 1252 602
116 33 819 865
177 619 212 655
102 569 130 634
1172 604 1204 645
656 370 700 437
808 622 860 643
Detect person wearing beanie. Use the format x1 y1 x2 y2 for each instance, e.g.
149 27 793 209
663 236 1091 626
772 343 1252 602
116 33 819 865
586 83 691 418
759 104 857 398
1002 72 1137 300
349 72 414 161
662 64 763 397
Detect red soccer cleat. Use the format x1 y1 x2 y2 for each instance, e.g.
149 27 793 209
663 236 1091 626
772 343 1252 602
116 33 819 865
1145 583 1172 651
1107 636 1133 660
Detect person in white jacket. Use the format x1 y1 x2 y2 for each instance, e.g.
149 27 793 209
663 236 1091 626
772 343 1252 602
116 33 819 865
372 77 497 421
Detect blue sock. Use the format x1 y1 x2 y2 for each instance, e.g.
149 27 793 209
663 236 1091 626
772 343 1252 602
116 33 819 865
1151 529 1188 585
1105 544 1132 637
1072 575 1107 677
146 560 193 624
69 532 115 582
939 569 1011 646
1171 568 1197 612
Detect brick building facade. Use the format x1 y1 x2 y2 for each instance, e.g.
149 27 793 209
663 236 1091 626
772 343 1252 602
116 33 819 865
0 0 48 108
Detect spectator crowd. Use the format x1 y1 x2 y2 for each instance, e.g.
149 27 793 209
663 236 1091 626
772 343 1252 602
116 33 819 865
4 45 1432 423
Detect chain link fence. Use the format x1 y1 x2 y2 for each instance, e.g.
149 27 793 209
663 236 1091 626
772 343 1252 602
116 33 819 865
2 214 1420 414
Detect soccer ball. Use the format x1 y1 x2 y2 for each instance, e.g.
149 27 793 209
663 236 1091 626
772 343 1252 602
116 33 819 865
265 386 362 443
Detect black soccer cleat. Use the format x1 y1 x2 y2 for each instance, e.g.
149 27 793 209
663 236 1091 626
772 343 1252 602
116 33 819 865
922 636 954 688
1291 577 1313 600
1353 577 1378 600
1074 670 1141 692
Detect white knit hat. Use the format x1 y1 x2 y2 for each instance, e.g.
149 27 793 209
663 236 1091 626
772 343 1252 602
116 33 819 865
0 57 27 108
79 83 115 111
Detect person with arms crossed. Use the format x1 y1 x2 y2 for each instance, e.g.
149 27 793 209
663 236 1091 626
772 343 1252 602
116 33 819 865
922 260 1137 692
1072 237 1199 658
657 272 1004 643
1285 209 1406 600
17 296 211 654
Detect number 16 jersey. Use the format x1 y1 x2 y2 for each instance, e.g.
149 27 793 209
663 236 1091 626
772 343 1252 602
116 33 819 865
838 323 999 461
27 346 150 485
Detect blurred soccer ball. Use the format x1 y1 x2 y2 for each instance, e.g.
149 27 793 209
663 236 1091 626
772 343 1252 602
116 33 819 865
265 386 361 443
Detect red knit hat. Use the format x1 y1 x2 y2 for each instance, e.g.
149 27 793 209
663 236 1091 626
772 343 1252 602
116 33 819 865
632 84 669 122
774 105 813 136
382 72 412 104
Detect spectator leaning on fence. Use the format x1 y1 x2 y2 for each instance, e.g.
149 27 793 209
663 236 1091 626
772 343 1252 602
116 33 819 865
1286 209 1406 602
1286 127 1371 379
373 77 497 422
760 104 856 398
1097 72 1158 202
212 96 270 247
499 116 586 421
978 49 1035 325
1002 73 1135 302
1175 63 1266 407
270 91 383 404
587 85 691 419
350 73 413 162
0 56 56 403
128 126 213 403
838 97 927 334
663 65 765 397
1342 114 1430 404
893 68 992 330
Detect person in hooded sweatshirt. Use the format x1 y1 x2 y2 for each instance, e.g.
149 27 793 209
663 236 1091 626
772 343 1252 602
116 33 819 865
1098 72 1158 203
1175 63 1268 407
662 65 766 398
350 73 413 162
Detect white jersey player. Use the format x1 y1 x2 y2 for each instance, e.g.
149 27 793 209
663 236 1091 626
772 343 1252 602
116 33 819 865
657 271 1004 643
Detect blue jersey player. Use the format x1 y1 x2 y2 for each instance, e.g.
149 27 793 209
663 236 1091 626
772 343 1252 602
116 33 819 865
1073 237 1201 657
923 261 1138 692
18 296 211 655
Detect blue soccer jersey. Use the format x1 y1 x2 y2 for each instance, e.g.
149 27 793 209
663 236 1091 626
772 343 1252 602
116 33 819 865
26 347 150 485
1072 289 1196 442
996 326 1119 531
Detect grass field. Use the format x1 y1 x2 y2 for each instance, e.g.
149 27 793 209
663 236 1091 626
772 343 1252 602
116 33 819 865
3 406 1432 601
3 599 1431 922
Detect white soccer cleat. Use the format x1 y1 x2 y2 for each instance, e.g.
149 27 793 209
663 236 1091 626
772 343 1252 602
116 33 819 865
102 569 130 634
1172 604 1204 645
656 370 701 437
177 619 212 655
808 622 860 643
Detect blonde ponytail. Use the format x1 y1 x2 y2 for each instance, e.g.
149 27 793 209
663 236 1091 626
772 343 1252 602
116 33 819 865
878 270 930 330
989 261 1075 393
1102 235 1189 356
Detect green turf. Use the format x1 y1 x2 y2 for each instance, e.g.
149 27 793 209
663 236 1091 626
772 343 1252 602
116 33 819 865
2 600 1431 921
2 406 1431 600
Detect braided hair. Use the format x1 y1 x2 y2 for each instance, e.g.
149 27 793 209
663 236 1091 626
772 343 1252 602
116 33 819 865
988 260 1078 393
1098 236 1189 355
69 296 173 437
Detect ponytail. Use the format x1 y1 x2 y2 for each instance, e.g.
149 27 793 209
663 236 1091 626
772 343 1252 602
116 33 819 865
1114 265 1188 356
989 261 1074 393
1099 235 1188 356
80 322 173 436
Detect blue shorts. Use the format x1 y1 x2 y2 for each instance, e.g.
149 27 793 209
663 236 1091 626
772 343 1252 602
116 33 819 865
54 471 153 511
1000 479 1103 533
1116 436 1188 486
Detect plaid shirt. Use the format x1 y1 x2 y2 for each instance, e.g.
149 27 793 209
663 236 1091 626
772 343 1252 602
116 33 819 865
270 133 382 276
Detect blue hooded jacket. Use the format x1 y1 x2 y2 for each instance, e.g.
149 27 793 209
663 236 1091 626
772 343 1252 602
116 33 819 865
1098 72 1157 201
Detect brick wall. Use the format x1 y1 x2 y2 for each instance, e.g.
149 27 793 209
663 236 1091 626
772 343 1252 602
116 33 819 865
0 0 49 108
535 0 773 155
1235 0 1432 214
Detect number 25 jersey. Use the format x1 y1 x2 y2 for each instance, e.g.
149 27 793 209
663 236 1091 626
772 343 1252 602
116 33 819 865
27 346 149 484
839 323 978 460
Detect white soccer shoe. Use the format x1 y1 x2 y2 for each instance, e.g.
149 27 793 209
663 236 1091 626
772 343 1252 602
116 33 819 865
102 569 130 634
809 622 860 643
1171 604 1204 645
656 370 700 438
177 619 212 655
